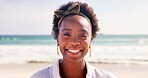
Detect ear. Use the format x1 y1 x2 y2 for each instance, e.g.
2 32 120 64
89 36 93 46
56 34 60 46
91 36 93 42
57 39 59 46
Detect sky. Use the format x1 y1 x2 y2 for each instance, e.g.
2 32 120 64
0 0 148 35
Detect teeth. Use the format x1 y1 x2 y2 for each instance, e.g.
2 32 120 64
68 50 80 53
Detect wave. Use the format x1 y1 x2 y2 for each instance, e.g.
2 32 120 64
0 45 148 65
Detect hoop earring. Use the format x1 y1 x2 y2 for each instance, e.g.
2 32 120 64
89 46 91 57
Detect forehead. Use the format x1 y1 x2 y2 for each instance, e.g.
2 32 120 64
59 15 91 32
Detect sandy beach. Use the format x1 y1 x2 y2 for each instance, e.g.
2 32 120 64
0 63 148 78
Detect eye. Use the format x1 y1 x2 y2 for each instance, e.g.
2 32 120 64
63 33 71 37
79 34 88 39
81 34 87 37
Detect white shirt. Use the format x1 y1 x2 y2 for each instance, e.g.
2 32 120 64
31 59 116 78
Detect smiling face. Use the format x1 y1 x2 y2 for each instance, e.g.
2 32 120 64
58 15 92 62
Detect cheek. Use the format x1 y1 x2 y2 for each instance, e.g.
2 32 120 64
57 38 64 53
58 35 66 47
83 38 92 48
86 40 92 47
87 35 92 42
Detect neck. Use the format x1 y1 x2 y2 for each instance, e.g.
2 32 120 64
59 59 87 78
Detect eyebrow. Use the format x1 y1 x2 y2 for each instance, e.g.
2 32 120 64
79 29 88 33
62 29 72 32
62 28 88 33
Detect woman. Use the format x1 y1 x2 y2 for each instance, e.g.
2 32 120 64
31 1 116 78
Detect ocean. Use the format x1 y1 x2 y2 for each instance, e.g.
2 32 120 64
0 35 148 64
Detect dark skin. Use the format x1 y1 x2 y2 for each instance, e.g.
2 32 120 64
59 60 87 78
57 15 92 78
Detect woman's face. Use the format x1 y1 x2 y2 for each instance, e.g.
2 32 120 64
58 15 92 62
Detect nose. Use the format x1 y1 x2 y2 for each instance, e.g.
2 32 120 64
69 37 80 46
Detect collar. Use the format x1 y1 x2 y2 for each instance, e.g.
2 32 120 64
51 59 95 78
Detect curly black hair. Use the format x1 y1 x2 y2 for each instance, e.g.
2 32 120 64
52 1 99 40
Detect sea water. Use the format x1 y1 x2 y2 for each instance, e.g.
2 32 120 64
0 35 148 64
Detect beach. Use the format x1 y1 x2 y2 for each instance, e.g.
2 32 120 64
0 63 148 78
0 35 148 78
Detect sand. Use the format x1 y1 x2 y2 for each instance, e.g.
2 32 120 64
0 63 148 78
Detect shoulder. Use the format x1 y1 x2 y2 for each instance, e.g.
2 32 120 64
30 59 61 78
93 67 117 78
85 60 117 78
30 66 52 78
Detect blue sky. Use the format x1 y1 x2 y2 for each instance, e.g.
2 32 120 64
0 0 148 35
